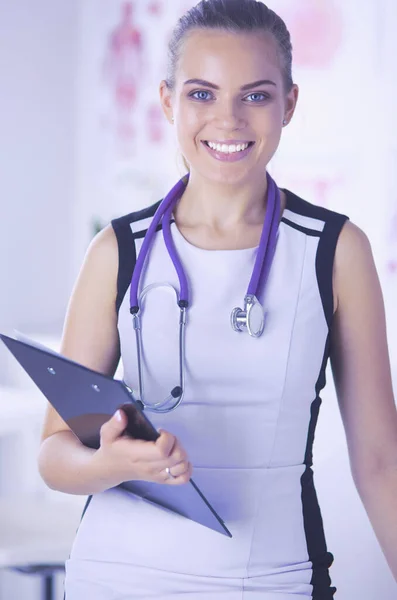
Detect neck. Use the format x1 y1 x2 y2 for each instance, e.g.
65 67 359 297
174 171 273 231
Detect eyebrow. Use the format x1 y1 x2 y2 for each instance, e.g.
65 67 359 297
183 78 277 90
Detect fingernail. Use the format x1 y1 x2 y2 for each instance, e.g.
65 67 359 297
115 410 122 422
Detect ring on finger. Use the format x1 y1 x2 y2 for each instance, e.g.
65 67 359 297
165 467 177 480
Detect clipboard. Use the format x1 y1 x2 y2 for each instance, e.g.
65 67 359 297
0 332 231 537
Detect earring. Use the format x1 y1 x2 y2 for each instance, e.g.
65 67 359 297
171 117 174 124
283 119 287 126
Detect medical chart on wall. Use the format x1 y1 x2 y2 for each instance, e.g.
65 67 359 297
74 0 192 249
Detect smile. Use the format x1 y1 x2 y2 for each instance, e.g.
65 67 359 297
203 141 254 154
201 140 255 162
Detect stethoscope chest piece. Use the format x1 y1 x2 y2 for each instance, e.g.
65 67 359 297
231 294 266 338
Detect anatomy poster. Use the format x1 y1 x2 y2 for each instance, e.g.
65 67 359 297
74 0 190 261
101 2 145 151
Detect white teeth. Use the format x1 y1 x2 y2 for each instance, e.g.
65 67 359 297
206 141 250 153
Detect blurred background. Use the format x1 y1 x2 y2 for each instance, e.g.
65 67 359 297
0 0 396 598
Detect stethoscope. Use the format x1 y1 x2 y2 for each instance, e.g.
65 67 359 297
128 171 281 413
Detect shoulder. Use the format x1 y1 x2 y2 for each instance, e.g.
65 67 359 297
283 189 353 319
83 223 118 269
70 224 120 304
284 190 375 320
284 188 372 295
111 201 161 236
334 219 371 257
333 219 374 312
283 188 350 230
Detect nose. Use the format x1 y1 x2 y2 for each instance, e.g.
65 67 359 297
212 97 246 131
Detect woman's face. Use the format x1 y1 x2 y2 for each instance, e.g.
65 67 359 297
160 29 298 186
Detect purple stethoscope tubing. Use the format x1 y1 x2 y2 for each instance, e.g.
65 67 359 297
162 201 190 306
128 172 281 412
256 172 281 296
130 171 280 310
247 171 280 297
130 175 190 311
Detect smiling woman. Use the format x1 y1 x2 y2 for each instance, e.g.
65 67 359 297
37 1 397 599
161 29 296 184
157 4 298 233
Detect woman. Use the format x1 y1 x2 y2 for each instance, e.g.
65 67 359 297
38 1 397 598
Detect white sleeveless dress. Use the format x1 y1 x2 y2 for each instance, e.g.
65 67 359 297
64 187 349 599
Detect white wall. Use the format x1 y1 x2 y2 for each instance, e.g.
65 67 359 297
0 0 79 385
0 1 79 596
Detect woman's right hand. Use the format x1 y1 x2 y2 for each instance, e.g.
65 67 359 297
90 409 193 490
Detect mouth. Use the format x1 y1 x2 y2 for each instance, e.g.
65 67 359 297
202 140 255 155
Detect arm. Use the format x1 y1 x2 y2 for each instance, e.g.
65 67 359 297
330 220 397 580
37 224 122 494
38 224 192 495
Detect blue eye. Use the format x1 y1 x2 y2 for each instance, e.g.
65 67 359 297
190 90 213 101
188 90 270 103
245 93 270 102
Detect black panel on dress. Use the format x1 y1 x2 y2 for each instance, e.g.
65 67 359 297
111 201 161 314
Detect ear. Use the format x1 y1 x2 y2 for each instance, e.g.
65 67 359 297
284 83 299 124
159 80 174 125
